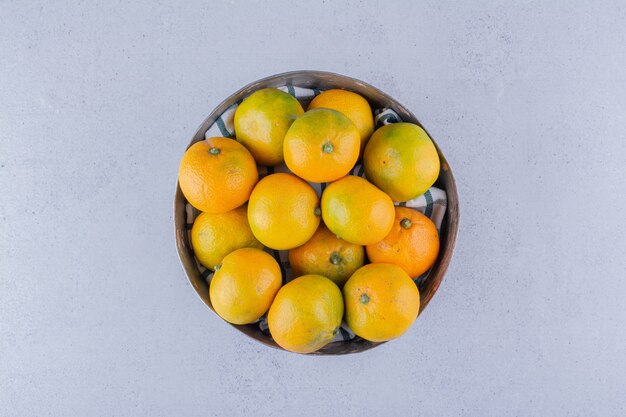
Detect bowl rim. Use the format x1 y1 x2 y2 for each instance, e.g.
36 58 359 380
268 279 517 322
174 70 460 355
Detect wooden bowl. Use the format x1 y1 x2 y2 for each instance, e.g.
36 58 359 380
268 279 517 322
174 70 459 355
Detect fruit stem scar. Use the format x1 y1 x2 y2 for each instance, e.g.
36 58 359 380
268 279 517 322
400 218 412 229
208 147 220 155
314 207 321 216
213 264 221 271
329 252 341 265
359 293 370 305
322 142 334 153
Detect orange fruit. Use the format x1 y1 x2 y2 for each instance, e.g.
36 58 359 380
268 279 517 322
366 207 440 277
267 274 343 353
308 89 374 153
343 263 420 342
288 223 365 287
363 123 440 202
283 108 360 183
191 204 263 271
209 248 282 325
321 175 395 245
248 173 321 250
234 88 304 166
178 137 258 213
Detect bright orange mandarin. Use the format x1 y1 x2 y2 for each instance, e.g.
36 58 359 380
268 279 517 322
283 108 360 183
247 173 320 250
288 223 364 287
366 207 440 278
178 137 258 213
343 263 420 342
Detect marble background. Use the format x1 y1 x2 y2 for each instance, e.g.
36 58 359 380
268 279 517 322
1 1 625 415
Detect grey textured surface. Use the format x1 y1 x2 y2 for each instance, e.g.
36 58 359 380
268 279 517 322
1 1 625 416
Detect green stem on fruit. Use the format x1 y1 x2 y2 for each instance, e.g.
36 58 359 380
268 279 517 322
208 147 220 155
322 142 334 154
359 293 370 305
400 217 412 229
329 252 341 265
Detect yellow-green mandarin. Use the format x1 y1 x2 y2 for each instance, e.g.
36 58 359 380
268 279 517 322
209 248 282 325
363 123 440 202
321 176 395 245
234 88 304 166
308 89 374 153
267 274 344 353
191 205 263 271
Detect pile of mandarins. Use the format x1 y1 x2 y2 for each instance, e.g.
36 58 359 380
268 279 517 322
179 88 441 353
